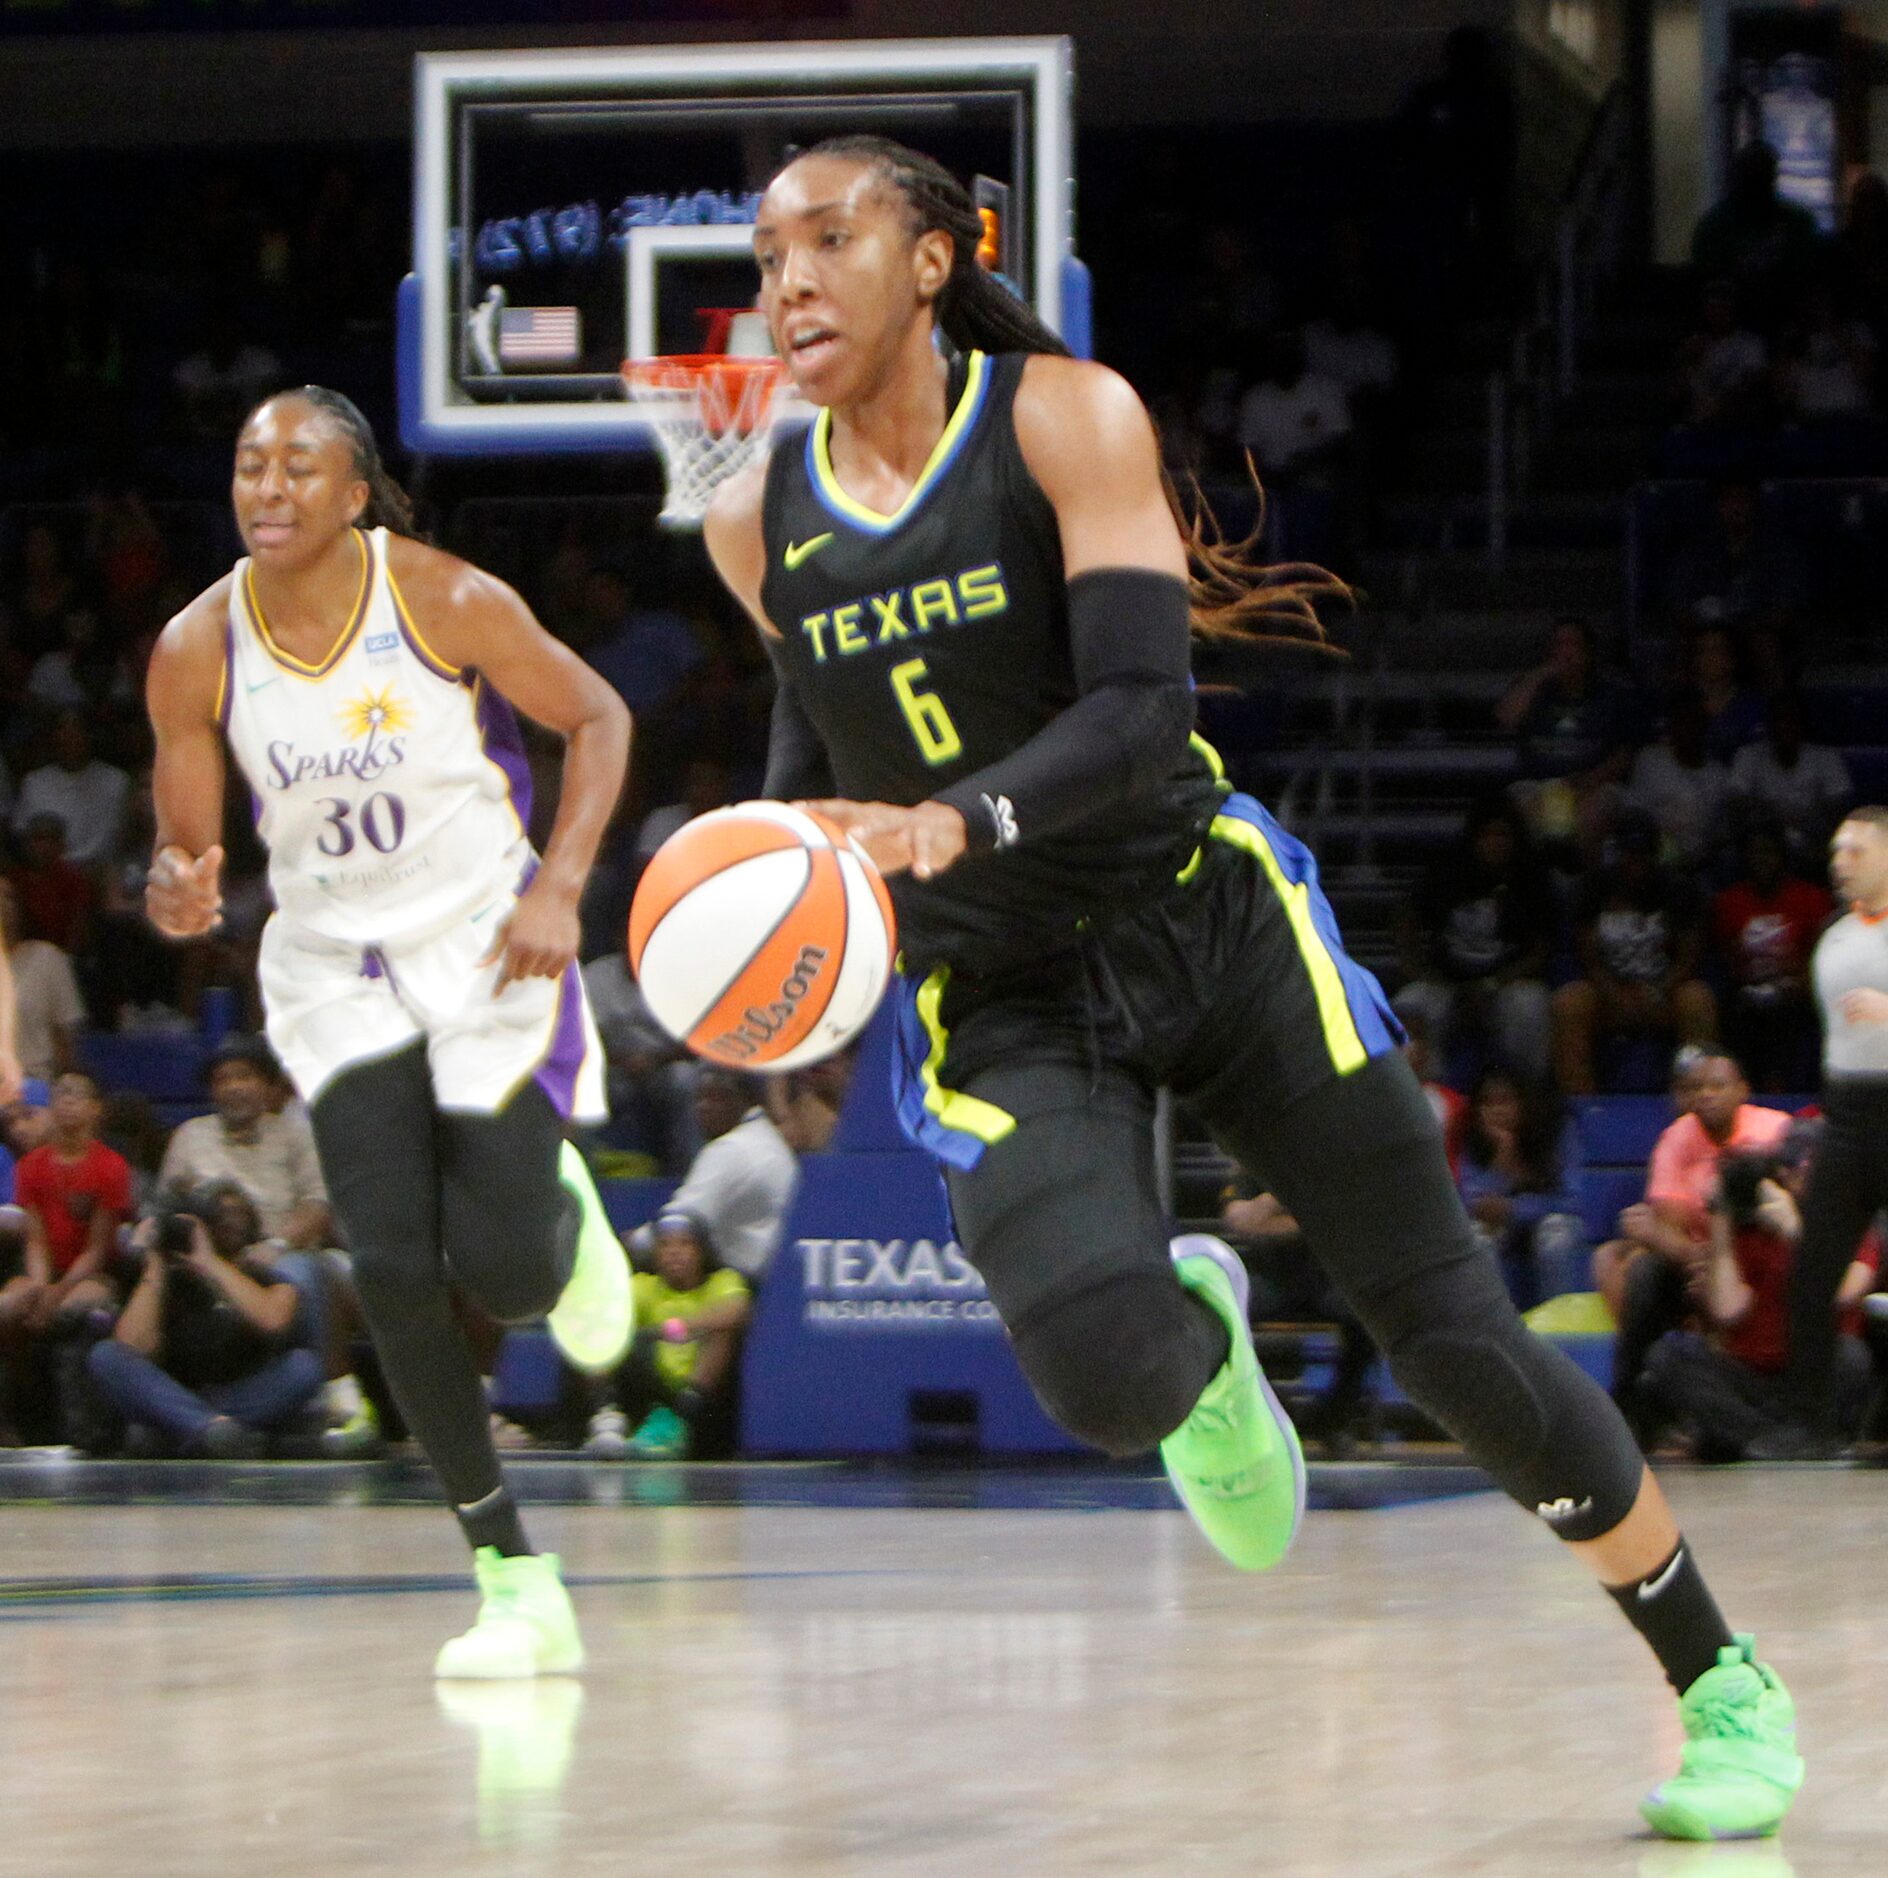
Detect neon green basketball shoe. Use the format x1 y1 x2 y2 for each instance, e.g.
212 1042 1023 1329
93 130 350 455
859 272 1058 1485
1640 1635 1803 1840
435 1549 585 1680
1159 1234 1306 1572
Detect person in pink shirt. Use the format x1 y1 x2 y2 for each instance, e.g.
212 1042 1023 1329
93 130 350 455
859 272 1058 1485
1600 1053 1790 1436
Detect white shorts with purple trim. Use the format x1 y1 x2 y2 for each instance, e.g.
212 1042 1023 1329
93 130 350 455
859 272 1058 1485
258 900 606 1121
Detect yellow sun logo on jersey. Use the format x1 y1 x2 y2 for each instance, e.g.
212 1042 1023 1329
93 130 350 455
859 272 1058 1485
339 686 414 744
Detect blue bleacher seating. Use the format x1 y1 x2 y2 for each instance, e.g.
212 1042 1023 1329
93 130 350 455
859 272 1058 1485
79 1032 210 1103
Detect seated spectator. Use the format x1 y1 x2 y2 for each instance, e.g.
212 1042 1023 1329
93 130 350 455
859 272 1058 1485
1713 823 1832 1093
1631 1121 1876 1460
1689 141 1823 326
1394 795 1553 1081
170 302 283 444
1673 278 1769 428
1678 624 1767 765
763 1052 857 1156
640 1068 799 1284
1625 693 1731 870
1727 690 1852 859
1497 618 1641 859
92 778 186 1028
8 813 94 953
1 881 84 1082
1235 330 1351 484
0 1070 133 1444
583 1210 751 1460
1664 482 1809 641
575 563 704 722
632 755 733 869
1551 812 1718 1094
1455 1068 1587 1311
11 711 130 867
24 604 134 717
1597 1051 1789 1428
1300 278 1399 407
156 1036 331 1249
1402 1016 1467 1177
5 520 82 659
581 951 698 1174
1220 1183 1375 1456
87 1183 322 1459
1773 281 1876 420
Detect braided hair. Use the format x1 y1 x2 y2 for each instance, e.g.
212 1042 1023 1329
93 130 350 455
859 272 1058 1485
783 137 1345 649
247 385 425 540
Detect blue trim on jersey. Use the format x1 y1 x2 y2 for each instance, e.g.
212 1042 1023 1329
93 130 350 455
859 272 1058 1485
1212 792 1404 1064
803 350 993 536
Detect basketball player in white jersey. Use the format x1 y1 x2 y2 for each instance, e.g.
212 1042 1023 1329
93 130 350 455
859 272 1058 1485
146 386 634 1677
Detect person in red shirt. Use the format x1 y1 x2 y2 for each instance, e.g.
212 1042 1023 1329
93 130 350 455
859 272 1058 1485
1638 1117 1877 1458
1601 1051 1792 1433
0 1070 131 1442
1713 822 1833 1091
7 813 96 956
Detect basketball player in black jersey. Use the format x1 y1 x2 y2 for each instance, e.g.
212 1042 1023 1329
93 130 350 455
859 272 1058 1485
704 138 1801 1840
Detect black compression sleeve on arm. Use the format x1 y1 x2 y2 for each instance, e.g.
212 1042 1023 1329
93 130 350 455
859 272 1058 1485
761 641 836 802
932 567 1195 854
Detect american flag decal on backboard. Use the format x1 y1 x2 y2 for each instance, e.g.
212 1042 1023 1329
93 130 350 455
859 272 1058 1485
498 307 581 365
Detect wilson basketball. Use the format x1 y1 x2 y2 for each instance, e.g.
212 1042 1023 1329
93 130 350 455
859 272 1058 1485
628 801 896 1070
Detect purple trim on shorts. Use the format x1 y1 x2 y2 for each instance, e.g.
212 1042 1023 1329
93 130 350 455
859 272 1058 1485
473 678 533 830
533 962 586 1120
360 948 385 981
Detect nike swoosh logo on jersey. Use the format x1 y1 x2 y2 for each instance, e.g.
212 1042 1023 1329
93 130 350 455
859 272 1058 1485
784 533 834 570
246 675 279 693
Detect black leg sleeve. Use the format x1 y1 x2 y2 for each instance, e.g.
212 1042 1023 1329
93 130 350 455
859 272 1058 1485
1190 1051 1647 1542
311 1045 508 1512
436 1080 578 1324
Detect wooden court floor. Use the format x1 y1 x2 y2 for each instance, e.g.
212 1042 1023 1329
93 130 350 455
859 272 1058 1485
0 1464 1881 1876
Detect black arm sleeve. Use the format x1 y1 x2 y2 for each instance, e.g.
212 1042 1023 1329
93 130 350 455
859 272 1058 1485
761 642 836 802
931 567 1195 855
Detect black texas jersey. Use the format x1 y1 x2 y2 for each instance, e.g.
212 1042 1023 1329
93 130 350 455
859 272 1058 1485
759 349 1222 976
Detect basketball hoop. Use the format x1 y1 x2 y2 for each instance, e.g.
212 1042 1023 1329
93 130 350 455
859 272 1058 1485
622 353 789 529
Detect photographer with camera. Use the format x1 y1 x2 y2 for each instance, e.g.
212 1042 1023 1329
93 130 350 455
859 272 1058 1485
1635 1123 1877 1460
86 1181 324 1458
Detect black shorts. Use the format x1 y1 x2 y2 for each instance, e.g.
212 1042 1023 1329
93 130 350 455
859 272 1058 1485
888 791 1405 1326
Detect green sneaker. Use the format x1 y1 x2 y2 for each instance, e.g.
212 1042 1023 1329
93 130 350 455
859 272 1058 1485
434 1549 585 1680
546 1141 635 1375
1159 1234 1306 1572
1640 1635 1803 1840
628 1405 690 1459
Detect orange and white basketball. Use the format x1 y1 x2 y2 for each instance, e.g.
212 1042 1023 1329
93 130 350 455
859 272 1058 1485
628 801 896 1070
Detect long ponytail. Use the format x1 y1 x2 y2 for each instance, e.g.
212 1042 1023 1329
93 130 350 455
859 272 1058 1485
784 137 1344 649
249 385 426 540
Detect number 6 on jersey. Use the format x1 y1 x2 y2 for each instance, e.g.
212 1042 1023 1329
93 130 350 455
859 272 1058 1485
890 658 963 766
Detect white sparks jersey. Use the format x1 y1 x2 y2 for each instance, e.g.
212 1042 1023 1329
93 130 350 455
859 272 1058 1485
221 526 536 947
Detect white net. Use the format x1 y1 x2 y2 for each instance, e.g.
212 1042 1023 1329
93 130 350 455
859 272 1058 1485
624 356 788 529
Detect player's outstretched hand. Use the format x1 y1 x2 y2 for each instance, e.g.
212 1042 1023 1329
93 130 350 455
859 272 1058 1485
146 845 225 939
798 799 967 882
0 1048 22 1108
485 876 581 996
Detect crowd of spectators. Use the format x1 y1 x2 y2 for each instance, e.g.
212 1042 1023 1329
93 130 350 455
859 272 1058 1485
1398 610 1855 1105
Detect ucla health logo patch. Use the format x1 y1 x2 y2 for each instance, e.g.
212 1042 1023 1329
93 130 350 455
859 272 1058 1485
364 630 401 664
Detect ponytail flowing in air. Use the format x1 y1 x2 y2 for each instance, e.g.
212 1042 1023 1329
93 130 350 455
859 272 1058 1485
792 135 1350 652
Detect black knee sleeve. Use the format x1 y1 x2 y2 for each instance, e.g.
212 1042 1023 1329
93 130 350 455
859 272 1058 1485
438 1087 576 1324
1010 1271 1226 1458
1376 1253 1643 1543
